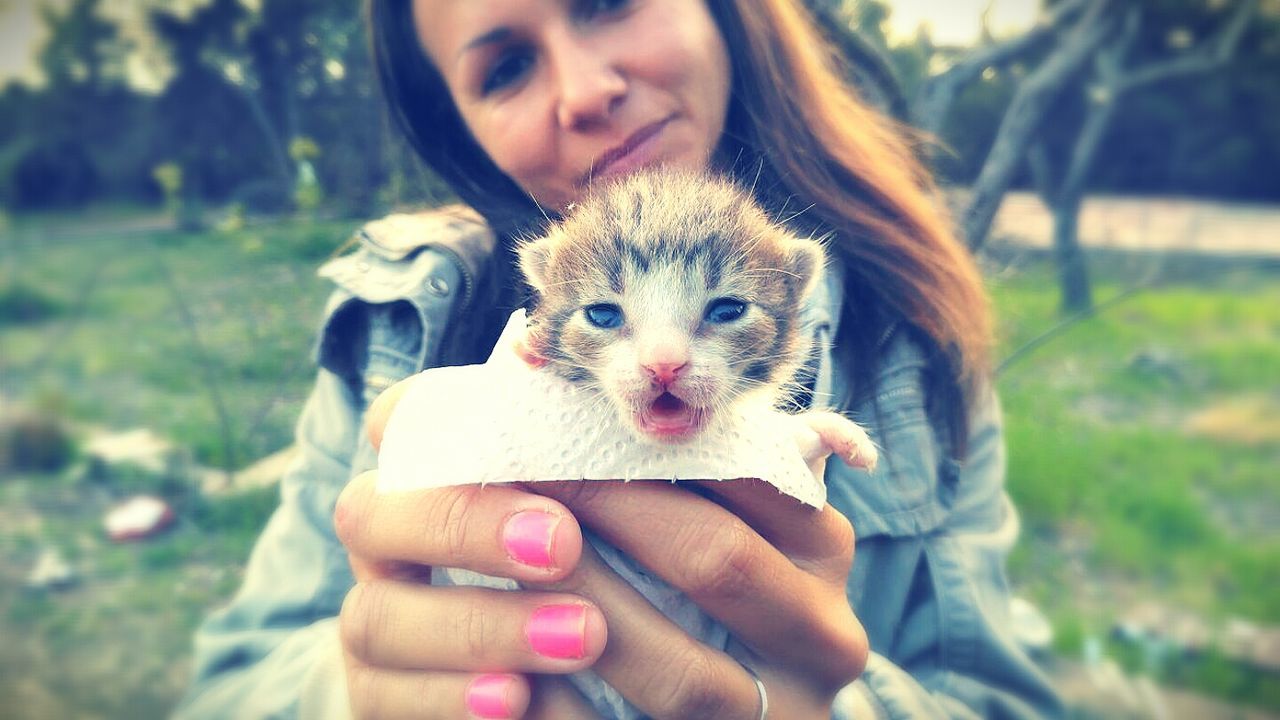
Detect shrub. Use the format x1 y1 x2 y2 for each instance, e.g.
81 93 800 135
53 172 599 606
0 281 65 325
0 410 75 473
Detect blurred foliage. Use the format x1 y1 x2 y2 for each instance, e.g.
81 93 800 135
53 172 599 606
0 0 433 216
0 280 66 325
0 410 75 473
288 137 320 163
0 0 1276 216
837 0 1280 199
993 260 1280 710
188 485 280 536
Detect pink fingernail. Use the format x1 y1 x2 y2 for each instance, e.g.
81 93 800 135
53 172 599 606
526 604 587 659
466 674 514 719
502 511 559 567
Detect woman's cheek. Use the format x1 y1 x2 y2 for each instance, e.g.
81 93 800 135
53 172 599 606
481 106 566 202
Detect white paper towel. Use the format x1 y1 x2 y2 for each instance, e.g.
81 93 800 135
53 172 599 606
378 309 825 506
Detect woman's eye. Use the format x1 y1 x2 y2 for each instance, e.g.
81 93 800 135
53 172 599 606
481 49 533 95
704 298 746 324
584 303 624 329
576 0 631 20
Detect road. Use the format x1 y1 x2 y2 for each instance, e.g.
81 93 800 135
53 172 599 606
984 191 1280 258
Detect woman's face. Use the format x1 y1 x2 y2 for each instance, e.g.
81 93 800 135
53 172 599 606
412 0 732 211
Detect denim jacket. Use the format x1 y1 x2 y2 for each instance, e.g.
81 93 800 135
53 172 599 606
175 209 1062 720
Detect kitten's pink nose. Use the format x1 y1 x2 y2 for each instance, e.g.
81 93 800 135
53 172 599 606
640 331 689 385
644 361 687 385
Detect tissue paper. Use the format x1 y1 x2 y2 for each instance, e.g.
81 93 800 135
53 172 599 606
378 309 825 506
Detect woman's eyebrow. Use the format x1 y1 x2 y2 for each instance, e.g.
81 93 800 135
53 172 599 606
459 27 513 59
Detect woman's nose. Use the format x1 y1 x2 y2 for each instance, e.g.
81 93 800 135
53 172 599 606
550 33 626 130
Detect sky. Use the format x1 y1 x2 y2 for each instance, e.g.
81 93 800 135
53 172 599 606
883 0 1041 44
0 0 1043 89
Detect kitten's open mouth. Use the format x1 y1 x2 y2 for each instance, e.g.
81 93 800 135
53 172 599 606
636 392 706 441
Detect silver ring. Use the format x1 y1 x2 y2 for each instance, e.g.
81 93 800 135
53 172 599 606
746 668 768 720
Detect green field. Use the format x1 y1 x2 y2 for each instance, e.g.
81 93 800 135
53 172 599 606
1 217 1277 716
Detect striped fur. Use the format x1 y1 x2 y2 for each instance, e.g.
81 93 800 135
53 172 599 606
518 169 826 436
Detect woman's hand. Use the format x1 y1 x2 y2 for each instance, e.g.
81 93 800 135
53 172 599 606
336 378 868 718
336 380 606 719
526 478 869 718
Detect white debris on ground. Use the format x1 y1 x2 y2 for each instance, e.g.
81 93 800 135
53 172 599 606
84 428 188 477
1116 601 1280 674
25 547 76 590
103 495 174 542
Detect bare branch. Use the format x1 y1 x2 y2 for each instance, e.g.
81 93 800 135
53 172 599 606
153 246 238 481
996 272 1157 377
998 211 1208 376
962 0 1116 252
1027 140 1058 201
808 2 910 120
912 0 1093 134
1115 0 1257 95
1055 8 1141 205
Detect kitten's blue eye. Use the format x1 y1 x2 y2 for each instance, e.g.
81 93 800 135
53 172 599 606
705 298 746 324
585 303 624 329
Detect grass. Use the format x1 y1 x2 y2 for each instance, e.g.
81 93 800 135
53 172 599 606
0 216 349 718
1 213 1277 716
992 262 1280 709
0 218 355 468
0 469 279 720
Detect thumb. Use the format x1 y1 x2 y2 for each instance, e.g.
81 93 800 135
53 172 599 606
365 376 416 451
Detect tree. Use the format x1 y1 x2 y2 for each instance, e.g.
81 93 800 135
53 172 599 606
1030 0 1257 312
1 0 139 208
822 0 1266 315
36 0 128 91
149 0 248 225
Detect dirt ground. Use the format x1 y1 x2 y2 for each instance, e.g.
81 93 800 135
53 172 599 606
985 191 1280 258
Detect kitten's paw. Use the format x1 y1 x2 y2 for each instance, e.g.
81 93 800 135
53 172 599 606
801 411 878 473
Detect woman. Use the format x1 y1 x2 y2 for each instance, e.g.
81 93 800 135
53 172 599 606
178 1 1062 718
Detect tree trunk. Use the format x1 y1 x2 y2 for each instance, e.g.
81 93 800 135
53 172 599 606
1053 189 1092 313
178 160 206 232
238 85 294 192
960 0 1113 251
1052 86 1122 313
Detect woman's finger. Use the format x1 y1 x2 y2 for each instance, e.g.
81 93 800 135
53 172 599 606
365 376 418 451
339 582 606 674
687 477 857 582
526 676 604 720
336 471 583 583
526 541 764 720
343 664 531 720
531 481 866 688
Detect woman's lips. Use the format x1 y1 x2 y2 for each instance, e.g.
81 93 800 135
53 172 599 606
587 117 673 182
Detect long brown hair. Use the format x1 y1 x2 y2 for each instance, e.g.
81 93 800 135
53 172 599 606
368 0 992 452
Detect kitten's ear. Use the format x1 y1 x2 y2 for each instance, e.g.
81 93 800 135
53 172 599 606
516 233 557 292
784 237 826 301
